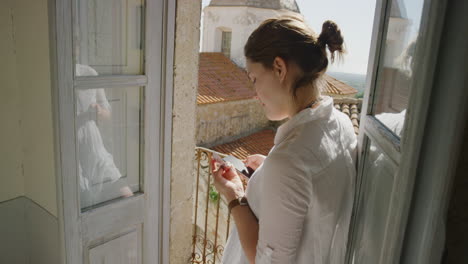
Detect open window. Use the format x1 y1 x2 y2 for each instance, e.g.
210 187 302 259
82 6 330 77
346 0 453 263
52 0 175 262
221 30 232 58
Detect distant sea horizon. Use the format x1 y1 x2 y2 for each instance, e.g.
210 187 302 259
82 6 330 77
327 71 367 93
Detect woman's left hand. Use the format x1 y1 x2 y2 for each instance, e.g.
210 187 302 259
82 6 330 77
91 103 111 120
212 160 245 202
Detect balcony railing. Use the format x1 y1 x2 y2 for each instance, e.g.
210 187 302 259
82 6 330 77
190 147 232 264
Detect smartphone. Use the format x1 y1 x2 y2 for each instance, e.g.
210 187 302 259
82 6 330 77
212 153 226 170
212 154 254 178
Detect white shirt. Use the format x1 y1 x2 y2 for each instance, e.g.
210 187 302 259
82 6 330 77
222 96 357 264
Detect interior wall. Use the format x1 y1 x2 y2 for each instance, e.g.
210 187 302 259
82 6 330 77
0 0 59 263
13 0 57 217
0 197 60 264
26 198 60 264
0 198 27 264
0 0 25 202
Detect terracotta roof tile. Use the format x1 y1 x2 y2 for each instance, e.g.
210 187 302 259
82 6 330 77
333 97 362 135
212 129 276 160
198 53 255 105
322 74 358 95
198 53 357 104
211 98 362 159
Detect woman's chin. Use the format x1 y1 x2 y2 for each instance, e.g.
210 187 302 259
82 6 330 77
265 112 287 121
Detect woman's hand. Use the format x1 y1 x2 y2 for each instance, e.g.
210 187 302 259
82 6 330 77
212 159 245 202
244 154 266 171
119 186 134 198
91 103 111 120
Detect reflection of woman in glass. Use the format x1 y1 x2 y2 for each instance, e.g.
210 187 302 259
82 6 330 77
396 39 416 78
76 64 132 208
375 38 417 137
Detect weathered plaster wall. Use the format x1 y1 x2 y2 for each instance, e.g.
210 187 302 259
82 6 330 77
170 0 201 263
201 6 299 68
196 99 270 147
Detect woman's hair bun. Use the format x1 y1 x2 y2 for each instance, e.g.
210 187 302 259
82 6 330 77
318 20 345 62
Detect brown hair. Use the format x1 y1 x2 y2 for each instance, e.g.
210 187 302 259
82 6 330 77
244 16 345 98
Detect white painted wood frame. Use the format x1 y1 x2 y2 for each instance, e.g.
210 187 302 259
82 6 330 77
400 0 468 263
49 0 175 263
345 0 449 263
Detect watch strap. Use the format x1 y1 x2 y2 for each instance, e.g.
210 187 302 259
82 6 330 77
228 196 248 213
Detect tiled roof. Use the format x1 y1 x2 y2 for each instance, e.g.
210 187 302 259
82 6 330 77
322 74 358 96
333 97 362 135
198 52 255 105
211 98 362 160
198 53 358 104
212 129 276 160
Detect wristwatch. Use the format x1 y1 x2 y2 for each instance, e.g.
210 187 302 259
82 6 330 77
228 196 248 213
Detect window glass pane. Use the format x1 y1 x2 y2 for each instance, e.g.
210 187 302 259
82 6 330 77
351 137 397 263
221 31 231 58
74 0 144 76
76 84 143 210
372 0 425 138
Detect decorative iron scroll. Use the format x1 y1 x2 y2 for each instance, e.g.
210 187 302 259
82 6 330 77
190 148 232 264
190 234 224 264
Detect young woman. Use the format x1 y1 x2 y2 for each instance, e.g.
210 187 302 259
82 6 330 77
212 16 357 264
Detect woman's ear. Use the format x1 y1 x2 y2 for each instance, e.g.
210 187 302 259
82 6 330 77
273 57 287 82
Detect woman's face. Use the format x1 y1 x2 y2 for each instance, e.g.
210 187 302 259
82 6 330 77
246 58 292 121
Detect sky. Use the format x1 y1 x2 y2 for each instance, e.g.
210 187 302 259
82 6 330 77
295 0 376 74
201 0 377 74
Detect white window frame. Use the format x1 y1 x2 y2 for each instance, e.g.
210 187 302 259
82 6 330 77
214 26 231 54
400 1 468 263
346 0 449 263
221 30 232 58
49 0 175 263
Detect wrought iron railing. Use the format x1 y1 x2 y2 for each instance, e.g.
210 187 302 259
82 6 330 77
190 147 232 264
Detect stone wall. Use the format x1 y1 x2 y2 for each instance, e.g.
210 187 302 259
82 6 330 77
196 98 271 147
170 0 201 263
